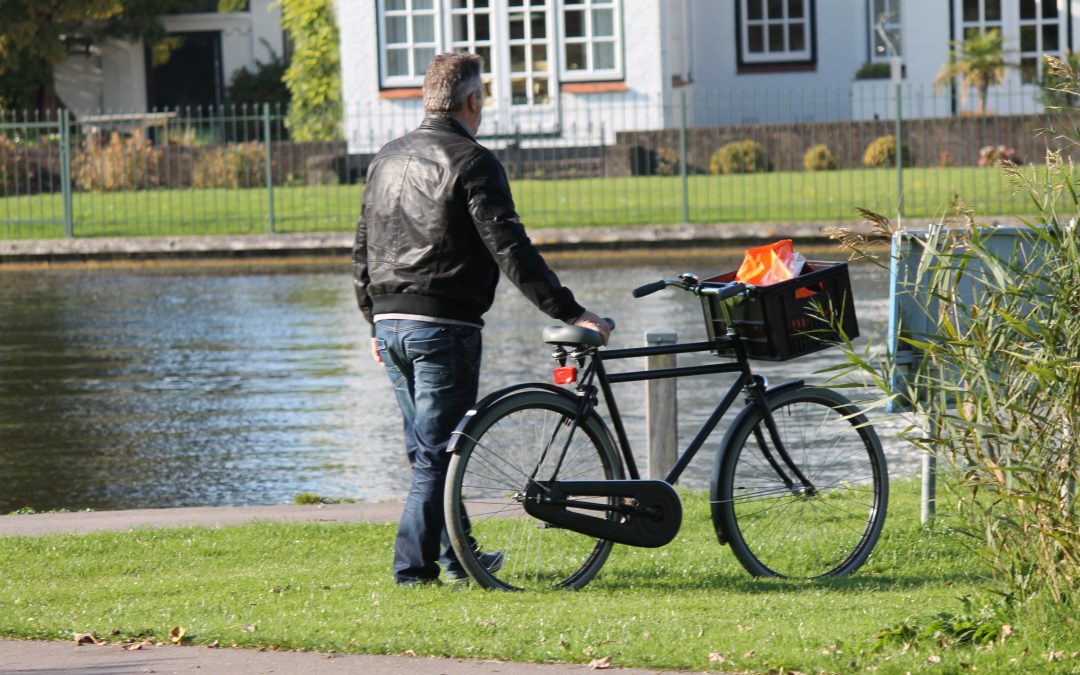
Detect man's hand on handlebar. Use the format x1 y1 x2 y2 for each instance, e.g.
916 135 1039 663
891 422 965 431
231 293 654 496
574 309 612 345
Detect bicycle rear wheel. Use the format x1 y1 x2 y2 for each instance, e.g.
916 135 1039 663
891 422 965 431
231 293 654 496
444 390 623 591
711 386 888 578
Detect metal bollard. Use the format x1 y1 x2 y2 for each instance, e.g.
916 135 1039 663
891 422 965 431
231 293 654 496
645 328 678 480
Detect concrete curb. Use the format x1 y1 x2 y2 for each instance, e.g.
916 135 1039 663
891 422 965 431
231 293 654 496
0 219 932 266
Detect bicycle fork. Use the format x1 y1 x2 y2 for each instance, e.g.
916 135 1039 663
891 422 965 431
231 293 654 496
745 378 817 496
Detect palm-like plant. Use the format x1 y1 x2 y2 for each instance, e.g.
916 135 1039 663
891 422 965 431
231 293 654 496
935 29 1007 115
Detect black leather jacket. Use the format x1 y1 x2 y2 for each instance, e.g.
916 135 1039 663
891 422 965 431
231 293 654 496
352 116 584 331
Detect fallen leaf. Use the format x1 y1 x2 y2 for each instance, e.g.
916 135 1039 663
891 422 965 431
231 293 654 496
708 652 726 664
1047 651 1065 662
241 624 257 633
169 626 187 645
743 650 756 658
403 649 418 657
207 640 220 649
588 656 612 670
927 654 942 664
73 633 103 646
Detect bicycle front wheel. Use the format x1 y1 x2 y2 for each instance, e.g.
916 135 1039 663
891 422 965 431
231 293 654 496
711 386 888 578
444 390 623 591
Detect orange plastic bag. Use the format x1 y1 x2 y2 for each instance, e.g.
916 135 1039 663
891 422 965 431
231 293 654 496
735 239 805 286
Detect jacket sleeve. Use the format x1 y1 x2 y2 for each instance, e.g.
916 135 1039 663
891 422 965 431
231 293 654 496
463 151 585 323
352 200 375 335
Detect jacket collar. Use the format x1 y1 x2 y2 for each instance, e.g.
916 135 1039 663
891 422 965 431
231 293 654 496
420 115 476 141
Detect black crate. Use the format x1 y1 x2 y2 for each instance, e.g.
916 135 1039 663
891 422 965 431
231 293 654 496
700 261 859 361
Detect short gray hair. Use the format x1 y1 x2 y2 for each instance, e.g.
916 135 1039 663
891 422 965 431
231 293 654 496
423 52 484 115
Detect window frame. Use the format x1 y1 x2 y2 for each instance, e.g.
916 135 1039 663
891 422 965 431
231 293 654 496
1017 0 1065 84
377 0 443 89
735 0 817 68
557 0 625 82
868 0 902 63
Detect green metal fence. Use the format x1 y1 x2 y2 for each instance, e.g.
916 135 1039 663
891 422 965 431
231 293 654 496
0 85 1072 241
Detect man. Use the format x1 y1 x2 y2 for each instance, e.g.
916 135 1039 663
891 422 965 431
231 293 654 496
352 52 610 586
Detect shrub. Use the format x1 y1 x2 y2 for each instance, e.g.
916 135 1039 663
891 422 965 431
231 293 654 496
281 0 342 141
803 144 838 171
192 142 267 188
977 144 1021 167
655 147 680 176
854 61 891 80
710 140 769 175
74 130 161 192
862 134 914 168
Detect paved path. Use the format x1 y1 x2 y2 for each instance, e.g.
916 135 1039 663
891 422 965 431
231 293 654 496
0 505 705 675
0 637 692 674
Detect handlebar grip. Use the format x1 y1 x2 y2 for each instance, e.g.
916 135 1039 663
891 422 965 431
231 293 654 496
632 280 667 298
715 282 747 301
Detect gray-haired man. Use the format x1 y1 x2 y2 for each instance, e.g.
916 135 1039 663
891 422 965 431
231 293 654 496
352 52 609 585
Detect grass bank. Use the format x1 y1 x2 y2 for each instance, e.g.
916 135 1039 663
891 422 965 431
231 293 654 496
1 481 1076 672
0 166 1032 240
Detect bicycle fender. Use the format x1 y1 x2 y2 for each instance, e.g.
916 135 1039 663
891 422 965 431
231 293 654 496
445 383 587 455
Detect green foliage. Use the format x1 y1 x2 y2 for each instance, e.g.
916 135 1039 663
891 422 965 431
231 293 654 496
862 134 914 168
836 122 1080 613
855 61 891 80
293 492 355 504
73 130 161 192
803 143 838 171
1040 51 1080 109
935 29 1007 114
280 0 342 142
0 1 222 109
191 142 266 188
226 43 290 108
709 140 769 175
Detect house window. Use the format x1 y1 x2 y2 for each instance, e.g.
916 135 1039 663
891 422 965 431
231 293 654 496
379 0 440 87
869 0 902 61
738 0 814 64
1018 0 1063 83
954 0 1065 85
559 0 623 81
958 0 1003 41
449 0 495 101
377 0 624 93
508 0 554 104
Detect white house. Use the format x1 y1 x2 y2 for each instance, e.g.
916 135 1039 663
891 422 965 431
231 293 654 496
337 0 1080 152
53 0 285 114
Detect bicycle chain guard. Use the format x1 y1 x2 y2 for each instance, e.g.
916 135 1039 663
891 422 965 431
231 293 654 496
522 480 682 548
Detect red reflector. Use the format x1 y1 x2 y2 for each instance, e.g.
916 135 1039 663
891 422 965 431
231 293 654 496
553 366 577 384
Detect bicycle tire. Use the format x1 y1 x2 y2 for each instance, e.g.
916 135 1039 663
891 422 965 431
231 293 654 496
444 389 623 591
711 386 888 578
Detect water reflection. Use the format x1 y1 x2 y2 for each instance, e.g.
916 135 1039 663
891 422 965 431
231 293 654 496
0 255 907 512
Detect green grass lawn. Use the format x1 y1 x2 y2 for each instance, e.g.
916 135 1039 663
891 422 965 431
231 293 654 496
0 165 1043 240
1 480 1076 672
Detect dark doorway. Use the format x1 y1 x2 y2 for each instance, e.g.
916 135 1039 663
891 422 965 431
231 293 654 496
146 31 223 111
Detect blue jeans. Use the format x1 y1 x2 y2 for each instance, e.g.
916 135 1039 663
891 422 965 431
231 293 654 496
375 319 482 583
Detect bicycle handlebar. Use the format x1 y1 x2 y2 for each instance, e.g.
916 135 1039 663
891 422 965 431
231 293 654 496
632 276 748 301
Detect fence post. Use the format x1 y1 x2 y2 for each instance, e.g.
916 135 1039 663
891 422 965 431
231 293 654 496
263 103 276 234
645 328 678 480
60 109 74 238
678 90 690 224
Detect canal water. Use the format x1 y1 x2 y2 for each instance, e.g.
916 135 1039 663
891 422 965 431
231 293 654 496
0 253 910 512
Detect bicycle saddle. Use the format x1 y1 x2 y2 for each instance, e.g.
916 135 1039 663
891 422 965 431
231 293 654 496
542 325 605 346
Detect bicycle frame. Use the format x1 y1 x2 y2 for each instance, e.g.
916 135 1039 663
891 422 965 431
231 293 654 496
572 327 814 494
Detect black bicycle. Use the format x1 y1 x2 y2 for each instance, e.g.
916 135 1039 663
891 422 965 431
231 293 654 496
443 261 888 590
